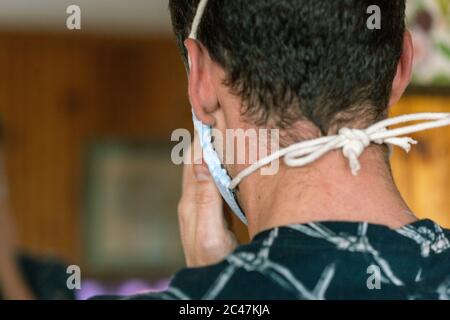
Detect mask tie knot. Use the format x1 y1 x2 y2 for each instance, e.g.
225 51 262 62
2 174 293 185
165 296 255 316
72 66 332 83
340 128 371 175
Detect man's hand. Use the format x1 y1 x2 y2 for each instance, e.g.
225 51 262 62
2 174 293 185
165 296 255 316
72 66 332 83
178 136 238 268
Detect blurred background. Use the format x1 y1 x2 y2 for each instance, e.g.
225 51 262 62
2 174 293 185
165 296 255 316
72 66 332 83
0 0 448 299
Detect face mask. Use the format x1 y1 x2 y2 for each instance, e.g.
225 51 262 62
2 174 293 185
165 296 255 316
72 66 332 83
192 113 248 224
186 0 450 227
188 0 248 225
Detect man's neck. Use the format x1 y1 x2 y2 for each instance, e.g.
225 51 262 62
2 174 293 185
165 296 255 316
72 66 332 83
238 146 417 238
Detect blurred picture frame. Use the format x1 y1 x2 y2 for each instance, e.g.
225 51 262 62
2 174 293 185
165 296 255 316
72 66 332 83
83 140 184 280
406 0 450 95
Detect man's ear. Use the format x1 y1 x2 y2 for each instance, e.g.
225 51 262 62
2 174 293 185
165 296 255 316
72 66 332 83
389 31 414 107
185 39 218 126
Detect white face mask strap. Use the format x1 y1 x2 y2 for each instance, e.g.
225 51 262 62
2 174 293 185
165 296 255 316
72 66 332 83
228 113 450 190
189 0 209 40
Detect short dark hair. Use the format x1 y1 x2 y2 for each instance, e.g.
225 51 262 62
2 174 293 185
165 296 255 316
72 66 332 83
169 0 406 135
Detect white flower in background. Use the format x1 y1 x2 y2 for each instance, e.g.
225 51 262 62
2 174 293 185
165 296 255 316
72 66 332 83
407 0 450 85
410 27 433 69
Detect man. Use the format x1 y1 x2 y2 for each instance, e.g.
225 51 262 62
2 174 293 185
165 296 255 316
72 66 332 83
123 0 450 300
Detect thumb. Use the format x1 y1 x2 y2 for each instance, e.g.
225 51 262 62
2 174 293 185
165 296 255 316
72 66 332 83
193 163 223 220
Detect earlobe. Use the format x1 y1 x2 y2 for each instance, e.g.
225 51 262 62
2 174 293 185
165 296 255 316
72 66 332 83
389 31 414 107
185 39 217 126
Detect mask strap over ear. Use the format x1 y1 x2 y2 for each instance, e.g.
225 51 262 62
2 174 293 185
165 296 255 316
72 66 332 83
188 0 248 225
187 0 209 69
189 0 209 40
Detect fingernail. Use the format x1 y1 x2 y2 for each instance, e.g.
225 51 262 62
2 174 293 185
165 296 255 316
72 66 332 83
194 165 211 181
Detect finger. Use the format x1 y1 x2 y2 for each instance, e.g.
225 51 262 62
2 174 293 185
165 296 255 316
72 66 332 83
192 162 228 236
178 136 200 252
181 133 202 200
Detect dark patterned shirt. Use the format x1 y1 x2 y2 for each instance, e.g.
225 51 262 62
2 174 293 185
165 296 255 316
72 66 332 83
0 254 75 300
115 219 450 300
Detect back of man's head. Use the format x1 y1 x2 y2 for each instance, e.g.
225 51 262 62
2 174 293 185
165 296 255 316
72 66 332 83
169 0 406 136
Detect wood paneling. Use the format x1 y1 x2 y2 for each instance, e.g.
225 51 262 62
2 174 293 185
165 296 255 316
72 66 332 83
0 32 449 266
0 33 191 264
391 96 450 228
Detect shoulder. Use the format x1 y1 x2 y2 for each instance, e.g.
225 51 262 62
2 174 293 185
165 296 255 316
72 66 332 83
116 241 296 300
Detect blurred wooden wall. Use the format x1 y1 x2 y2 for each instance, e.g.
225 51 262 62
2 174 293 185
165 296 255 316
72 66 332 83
391 96 450 228
0 33 191 264
0 32 449 265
